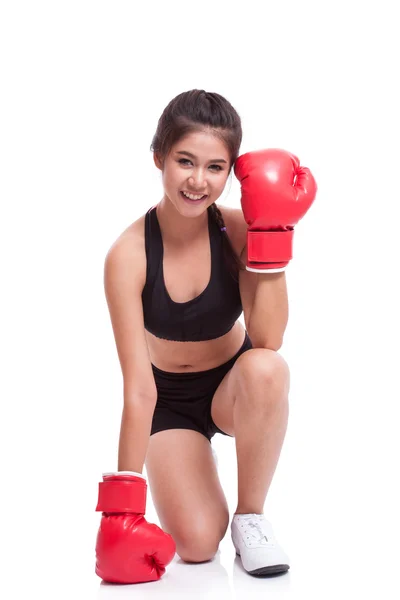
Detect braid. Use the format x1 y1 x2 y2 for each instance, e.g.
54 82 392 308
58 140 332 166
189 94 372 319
209 202 226 231
209 203 245 281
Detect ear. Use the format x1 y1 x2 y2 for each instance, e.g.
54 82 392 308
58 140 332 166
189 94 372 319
153 152 163 170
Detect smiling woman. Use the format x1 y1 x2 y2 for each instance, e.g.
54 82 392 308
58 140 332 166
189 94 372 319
151 94 245 281
95 89 292 583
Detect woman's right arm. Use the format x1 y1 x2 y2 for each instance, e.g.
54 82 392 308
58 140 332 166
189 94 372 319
104 233 157 473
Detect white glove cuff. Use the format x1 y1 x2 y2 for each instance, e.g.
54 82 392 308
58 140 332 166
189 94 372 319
246 266 286 274
102 471 146 481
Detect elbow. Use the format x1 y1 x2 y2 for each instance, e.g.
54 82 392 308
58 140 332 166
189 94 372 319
123 389 157 407
263 341 283 352
248 333 283 351
123 377 158 405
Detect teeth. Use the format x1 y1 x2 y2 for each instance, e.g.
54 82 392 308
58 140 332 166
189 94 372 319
182 191 205 200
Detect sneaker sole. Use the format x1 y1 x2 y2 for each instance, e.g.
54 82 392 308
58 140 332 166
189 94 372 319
236 551 290 576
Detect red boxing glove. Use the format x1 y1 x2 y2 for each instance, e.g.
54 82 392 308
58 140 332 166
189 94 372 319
95 471 176 584
234 148 317 272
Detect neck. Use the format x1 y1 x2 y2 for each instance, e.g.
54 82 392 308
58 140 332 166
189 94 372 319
156 196 210 246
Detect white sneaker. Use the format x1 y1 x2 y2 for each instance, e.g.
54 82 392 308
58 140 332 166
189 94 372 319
231 513 290 575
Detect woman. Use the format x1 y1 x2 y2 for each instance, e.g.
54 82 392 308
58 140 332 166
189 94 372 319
94 89 317 584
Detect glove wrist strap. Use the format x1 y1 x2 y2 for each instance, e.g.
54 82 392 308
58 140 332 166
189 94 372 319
96 476 147 514
247 229 294 264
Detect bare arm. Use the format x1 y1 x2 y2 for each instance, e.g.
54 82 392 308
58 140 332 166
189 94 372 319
239 244 288 350
245 272 288 350
118 402 156 473
104 233 157 472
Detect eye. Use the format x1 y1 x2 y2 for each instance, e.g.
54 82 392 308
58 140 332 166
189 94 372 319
177 159 223 171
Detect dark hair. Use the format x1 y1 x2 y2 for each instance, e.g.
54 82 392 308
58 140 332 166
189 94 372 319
150 89 245 281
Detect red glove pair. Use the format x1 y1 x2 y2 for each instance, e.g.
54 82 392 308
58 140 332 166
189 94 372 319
234 148 317 272
95 472 175 584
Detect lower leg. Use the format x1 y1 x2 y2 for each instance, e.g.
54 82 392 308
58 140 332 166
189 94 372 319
233 375 289 515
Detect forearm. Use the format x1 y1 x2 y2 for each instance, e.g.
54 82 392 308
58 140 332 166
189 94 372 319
118 399 156 473
247 272 289 350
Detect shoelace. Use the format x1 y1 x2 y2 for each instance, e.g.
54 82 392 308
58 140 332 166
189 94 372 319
237 516 275 546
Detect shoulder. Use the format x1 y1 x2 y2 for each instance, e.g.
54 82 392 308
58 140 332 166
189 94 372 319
217 204 247 256
104 212 148 292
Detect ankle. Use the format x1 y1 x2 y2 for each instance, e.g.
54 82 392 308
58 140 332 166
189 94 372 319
234 508 264 516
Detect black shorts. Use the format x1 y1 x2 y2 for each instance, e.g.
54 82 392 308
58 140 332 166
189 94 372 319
150 332 253 443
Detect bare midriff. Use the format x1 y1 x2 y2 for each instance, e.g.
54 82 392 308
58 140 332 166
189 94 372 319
145 320 246 373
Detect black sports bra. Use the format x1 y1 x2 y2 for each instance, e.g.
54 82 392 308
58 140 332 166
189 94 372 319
141 205 243 342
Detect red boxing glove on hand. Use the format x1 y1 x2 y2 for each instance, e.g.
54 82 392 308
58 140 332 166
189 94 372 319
95 471 176 584
234 148 317 272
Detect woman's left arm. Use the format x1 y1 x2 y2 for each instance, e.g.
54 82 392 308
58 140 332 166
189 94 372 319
239 247 289 350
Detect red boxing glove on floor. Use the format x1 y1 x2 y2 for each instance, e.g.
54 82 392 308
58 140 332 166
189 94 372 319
234 148 317 272
95 471 176 584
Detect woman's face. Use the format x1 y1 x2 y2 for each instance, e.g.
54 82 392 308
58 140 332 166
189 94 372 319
154 130 231 216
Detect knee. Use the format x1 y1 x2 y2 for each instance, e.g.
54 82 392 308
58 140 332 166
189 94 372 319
234 348 290 418
235 349 290 394
174 523 227 563
176 535 221 563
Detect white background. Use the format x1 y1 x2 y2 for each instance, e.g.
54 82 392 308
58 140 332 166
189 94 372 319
1 1 399 598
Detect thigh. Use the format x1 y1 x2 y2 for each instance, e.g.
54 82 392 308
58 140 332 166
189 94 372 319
210 365 237 437
211 346 289 436
210 332 254 436
144 428 230 558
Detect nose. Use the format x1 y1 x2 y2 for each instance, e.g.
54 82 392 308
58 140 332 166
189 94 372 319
188 169 207 191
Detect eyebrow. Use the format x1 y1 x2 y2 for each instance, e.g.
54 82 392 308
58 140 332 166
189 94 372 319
176 150 228 164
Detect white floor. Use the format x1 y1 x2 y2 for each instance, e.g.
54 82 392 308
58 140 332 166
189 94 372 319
9 430 397 600
93 505 399 600
28 506 398 600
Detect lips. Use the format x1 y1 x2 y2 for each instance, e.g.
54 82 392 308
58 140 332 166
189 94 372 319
181 191 207 198
180 191 208 203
